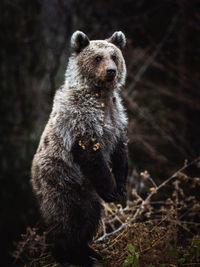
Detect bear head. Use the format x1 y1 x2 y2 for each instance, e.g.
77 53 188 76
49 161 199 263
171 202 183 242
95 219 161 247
70 31 127 89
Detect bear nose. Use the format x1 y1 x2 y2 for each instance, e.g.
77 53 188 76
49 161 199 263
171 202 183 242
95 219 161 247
106 67 116 76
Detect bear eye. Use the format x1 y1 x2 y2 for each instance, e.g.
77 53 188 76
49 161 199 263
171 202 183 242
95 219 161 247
112 55 117 62
95 56 102 62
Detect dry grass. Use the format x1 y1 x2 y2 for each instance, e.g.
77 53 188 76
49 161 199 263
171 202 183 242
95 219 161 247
13 158 200 266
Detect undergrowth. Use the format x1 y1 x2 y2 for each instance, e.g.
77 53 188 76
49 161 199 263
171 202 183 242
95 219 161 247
13 158 200 266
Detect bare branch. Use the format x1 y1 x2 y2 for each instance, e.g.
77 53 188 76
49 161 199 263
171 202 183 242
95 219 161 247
126 14 179 95
95 156 200 243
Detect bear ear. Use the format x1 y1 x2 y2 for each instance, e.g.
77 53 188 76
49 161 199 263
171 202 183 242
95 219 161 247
71 31 90 53
107 31 126 50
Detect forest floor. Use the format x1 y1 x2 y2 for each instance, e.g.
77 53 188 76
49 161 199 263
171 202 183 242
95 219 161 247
13 158 200 267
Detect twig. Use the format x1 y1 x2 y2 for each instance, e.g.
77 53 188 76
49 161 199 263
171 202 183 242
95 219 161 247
126 14 179 95
94 223 125 243
95 157 200 243
147 176 158 189
130 156 200 223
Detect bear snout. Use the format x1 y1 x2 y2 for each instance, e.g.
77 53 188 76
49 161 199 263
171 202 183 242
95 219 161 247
106 66 116 81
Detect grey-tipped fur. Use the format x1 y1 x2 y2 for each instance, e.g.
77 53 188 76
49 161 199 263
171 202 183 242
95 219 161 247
107 31 126 49
71 30 90 53
31 31 128 265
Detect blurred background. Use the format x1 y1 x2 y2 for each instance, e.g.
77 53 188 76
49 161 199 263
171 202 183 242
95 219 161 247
1 0 200 265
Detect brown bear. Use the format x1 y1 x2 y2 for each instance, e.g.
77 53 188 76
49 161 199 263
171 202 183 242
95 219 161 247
31 30 128 266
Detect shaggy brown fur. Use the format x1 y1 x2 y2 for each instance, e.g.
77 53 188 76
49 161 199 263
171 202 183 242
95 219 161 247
31 31 128 266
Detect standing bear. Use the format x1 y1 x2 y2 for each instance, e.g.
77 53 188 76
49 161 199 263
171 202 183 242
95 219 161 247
31 30 128 266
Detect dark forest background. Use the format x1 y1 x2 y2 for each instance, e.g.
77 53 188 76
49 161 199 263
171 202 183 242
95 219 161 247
0 0 200 265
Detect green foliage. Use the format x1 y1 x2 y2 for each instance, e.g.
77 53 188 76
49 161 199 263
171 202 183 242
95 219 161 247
110 204 117 211
164 238 200 265
189 238 200 260
123 244 140 267
144 238 200 267
165 249 179 256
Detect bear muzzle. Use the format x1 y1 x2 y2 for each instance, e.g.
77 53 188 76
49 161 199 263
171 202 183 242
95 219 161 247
106 66 116 81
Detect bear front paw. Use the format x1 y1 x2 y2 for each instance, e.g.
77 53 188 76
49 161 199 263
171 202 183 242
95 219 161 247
117 184 127 198
101 191 119 203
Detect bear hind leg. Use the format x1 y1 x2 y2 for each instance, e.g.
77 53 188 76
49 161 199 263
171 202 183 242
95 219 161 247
52 236 101 266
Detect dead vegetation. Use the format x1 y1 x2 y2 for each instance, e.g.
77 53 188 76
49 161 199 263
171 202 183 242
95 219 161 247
13 158 200 266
